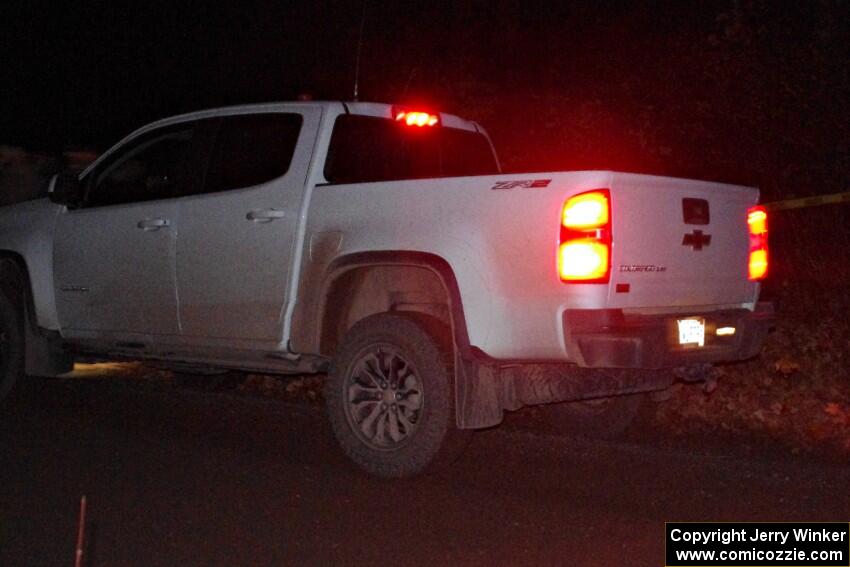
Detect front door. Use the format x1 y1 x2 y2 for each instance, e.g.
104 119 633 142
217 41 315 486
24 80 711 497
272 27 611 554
54 122 197 337
175 106 321 341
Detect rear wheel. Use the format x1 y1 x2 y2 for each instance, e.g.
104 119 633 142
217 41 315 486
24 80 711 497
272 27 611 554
325 312 467 477
0 289 24 402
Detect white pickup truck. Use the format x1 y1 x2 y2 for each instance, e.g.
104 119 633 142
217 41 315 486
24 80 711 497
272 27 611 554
0 101 773 476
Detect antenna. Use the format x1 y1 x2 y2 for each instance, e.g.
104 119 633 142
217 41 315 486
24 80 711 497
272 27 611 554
401 67 418 101
353 0 369 101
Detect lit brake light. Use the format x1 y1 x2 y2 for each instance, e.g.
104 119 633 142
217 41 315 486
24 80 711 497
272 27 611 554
392 107 439 127
747 208 767 235
747 206 768 281
558 190 612 283
559 240 610 280
562 191 609 229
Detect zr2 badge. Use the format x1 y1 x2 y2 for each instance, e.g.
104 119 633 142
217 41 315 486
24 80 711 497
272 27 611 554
491 179 551 190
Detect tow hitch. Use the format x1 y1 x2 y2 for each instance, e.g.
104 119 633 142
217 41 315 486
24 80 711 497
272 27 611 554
674 363 720 393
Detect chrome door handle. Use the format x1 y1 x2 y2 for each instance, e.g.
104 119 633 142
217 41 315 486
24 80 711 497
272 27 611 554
137 218 170 231
246 209 286 223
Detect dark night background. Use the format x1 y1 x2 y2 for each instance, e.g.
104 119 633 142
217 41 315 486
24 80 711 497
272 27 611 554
1 1 849 288
2 6 850 560
3 1 849 198
5 0 849 285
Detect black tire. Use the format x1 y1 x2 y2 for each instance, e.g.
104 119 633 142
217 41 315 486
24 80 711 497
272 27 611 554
325 312 468 478
0 289 25 401
545 392 644 439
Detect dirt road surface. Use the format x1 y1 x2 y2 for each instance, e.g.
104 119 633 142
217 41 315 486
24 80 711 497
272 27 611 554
1 374 847 566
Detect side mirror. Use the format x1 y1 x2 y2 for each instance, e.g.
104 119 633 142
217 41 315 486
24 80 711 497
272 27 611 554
48 172 83 208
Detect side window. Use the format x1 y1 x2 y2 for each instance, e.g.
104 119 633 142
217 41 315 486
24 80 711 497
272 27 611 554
86 125 194 208
204 113 302 193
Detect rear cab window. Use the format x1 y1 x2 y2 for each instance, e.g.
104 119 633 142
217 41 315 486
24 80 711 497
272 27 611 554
324 114 498 184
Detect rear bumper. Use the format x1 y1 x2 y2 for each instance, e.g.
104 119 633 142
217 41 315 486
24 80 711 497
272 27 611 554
563 302 775 369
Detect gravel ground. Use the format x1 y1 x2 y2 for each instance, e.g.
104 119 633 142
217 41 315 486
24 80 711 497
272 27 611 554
1 369 848 566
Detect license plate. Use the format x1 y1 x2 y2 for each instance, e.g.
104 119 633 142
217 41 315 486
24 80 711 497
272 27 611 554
677 318 705 347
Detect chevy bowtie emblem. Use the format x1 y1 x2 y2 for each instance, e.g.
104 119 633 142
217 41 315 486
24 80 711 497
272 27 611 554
682 229 712 251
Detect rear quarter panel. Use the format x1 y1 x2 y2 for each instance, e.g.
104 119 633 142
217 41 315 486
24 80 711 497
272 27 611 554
301 171 617 360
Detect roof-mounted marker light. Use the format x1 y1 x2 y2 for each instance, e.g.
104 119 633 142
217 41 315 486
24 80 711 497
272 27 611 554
392 107 440 127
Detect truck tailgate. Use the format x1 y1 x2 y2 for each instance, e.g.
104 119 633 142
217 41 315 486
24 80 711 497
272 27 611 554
607 173 760 310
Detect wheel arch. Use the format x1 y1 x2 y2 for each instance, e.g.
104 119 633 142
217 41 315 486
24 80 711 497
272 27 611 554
0 251 39 335
315 251 472 360
0 250 73 376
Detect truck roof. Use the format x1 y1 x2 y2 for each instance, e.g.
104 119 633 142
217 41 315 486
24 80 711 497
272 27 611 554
80 101 484 178
139 101 480 134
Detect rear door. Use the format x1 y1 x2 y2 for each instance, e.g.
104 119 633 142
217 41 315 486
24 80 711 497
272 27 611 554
175 106 321 341
607 173 760 310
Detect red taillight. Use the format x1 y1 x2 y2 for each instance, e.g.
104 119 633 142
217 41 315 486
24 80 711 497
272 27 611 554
392 107 439 127
561 191 610 229
558 190 611 283
559 240 610 280
747 206 768 281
